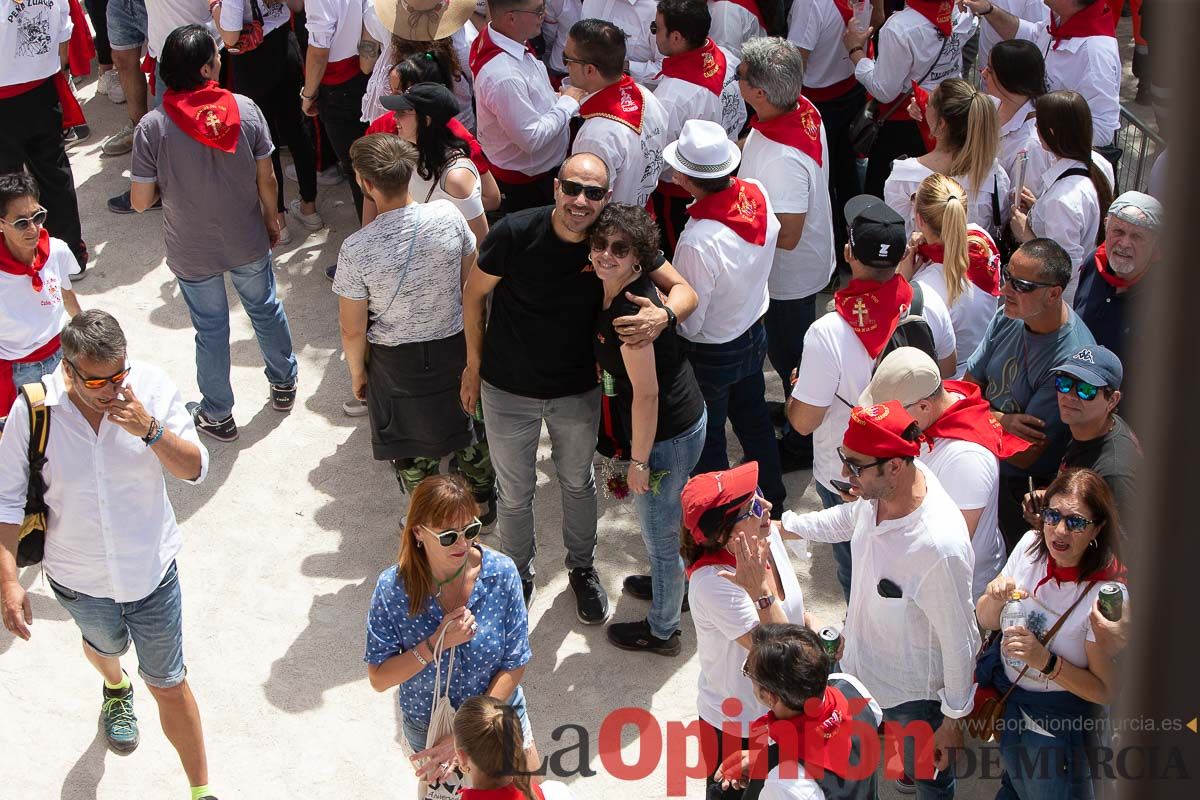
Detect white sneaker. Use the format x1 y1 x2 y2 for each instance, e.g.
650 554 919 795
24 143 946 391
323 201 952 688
101 123 135 156
275 224 293 246
285 163 344 186
342 398 368 417
100 70 125 104
288 199 325 231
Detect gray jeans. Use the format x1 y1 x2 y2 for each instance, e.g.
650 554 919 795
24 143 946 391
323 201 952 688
480 381 600 580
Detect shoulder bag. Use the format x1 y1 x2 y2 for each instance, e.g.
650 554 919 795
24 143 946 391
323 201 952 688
17 383 51 568
849 33 951 156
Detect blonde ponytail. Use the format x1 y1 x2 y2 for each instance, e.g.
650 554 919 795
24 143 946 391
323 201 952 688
933 79 1000 202
915 174 970 307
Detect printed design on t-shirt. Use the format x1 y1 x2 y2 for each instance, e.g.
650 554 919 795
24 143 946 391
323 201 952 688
41 276 61 308
11 2 53 58
640 122 665 186
720 81 743 136
1026 608 1048 639
984 356 1021 414
928 32 963 85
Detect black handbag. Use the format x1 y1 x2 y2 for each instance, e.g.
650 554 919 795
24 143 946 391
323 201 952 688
849 32 950 155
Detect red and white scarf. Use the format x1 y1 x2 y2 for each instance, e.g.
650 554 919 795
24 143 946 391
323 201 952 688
1092 242 1135 289
162 80 241 154
1050 0 1116 49
915 227 1002 297
908 0 954 37
1033 555 1126 597
469 25 537 77
580 75 646 134
750 686 856 778
685 178 770 246
922 381 1032 458
0 227 51 293
749 96 825 167
833 275 913 359
657 38 727 97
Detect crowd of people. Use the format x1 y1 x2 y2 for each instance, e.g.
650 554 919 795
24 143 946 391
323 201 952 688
0 0 1164 798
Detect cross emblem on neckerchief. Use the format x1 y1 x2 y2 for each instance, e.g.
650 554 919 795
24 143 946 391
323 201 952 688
852 298 869 327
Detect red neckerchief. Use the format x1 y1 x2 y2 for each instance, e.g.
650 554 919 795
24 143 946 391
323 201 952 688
915 228 1002 297
657 38 727 97
162 80 241 154
923 381 1032 458
717 0 767 30
749 96 825 167
459 785 546 800
1050 0 1116 49
834 275 914 359
832 0 853 25
911 82 936 151
686 548 736 579
685 178 770 246
1093 243 1135 289
750 686 855 778
908 0 954 37
469 25 537 77
1033 555 1127 597
0 227 51 292
580 75 646 134
67 0 96 78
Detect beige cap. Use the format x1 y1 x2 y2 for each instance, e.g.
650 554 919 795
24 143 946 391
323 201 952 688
858 347 942 407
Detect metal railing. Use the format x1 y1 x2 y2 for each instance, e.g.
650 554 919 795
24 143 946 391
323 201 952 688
1113 105 1164 194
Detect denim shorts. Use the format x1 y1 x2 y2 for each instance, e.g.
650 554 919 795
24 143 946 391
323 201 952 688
0 348 62 430
402 685 534 754
48 561 187 689
106 0 148 51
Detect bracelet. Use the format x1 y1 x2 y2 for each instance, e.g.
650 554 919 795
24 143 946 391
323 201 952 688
412 646 429 667
145 421 165 447
1039 652 1058 676
1048 656 1065 681
848 46 864 56
300 88 317 101
630 459 649 472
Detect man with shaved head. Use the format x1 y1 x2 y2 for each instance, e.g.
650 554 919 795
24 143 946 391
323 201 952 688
460 152 698 621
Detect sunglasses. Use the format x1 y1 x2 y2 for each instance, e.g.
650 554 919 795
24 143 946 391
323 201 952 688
66 358 131 390
422 518 483 547
837 446 888 478
733 489 767 524
590 236 632 259
1000 265 1058 294
1054 374 1103 401
561 54 591 68
1041 507 1099 533
1 208 48 232
559 178 607 201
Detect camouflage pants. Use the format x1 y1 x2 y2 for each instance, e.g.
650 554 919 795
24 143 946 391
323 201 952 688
392 439 495 499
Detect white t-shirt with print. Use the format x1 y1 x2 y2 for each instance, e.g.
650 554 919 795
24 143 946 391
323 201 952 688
1 0 72 86
999 530 1128 693
0 236 76 360
688 530 806 737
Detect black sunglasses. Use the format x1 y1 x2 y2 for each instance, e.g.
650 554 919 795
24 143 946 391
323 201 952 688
1041 507 1099 533
422 519 483 547
1 208 48 232
590 236 632 259
559 178 607 202
837 446 888 478
1054 374 1102 401
1000 265 1058 294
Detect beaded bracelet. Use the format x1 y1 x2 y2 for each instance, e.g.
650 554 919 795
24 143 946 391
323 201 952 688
144 420 165 447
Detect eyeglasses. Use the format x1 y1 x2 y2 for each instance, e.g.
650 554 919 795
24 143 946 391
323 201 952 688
590 236 632 259
1054 374 1102 402
741 658 753 680
1000 265 1058 294
733 489 767 524
65 358 131 390
422 518 483 547
561 54 591 68
559 178 607 202
510 4 546 17
837 446 888 478
1041 507 1099 533
0 208 48 232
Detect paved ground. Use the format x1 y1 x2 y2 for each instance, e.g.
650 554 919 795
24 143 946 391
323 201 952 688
3 17 1151 799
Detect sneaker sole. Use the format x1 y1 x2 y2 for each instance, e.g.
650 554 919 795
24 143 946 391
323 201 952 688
606 632 681 657
195 426 239 442
576 606 612 626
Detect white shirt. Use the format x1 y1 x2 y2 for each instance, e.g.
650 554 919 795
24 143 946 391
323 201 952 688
911 232 1001 379
545 0 582 73
854 7 977 102
792 288 956 491
999 531 1128 693
708 0 767 58
739 126 836 300
996 98 1039 187
1015 16 1121 146
1 0 72 86
884 157 1011 239
573 81 668 206
581 0 662 85
689 529 806 735
787 0 854 90
0 237 76 360
674 181 781 344
539 781 577 800
409 157 485 222
219 0 290 38
1028 155 1103 306
920 426 1004 603
474 24 578 176
147 0 217 59
449 22 479 132
304 0 368 62
653 44 747 146
0 363 209 603
781 462 979 715
978 0 1046 69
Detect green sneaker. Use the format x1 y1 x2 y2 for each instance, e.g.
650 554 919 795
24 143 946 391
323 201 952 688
101 681 140 754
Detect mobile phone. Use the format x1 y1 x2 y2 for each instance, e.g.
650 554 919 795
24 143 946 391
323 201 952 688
877 578 903 599
830 479 854 494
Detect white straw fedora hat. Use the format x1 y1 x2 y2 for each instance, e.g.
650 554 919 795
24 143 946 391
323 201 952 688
662 119 741 179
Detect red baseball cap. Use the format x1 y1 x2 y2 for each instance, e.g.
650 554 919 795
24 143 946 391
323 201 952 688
681 462 759 545
842 401 923 459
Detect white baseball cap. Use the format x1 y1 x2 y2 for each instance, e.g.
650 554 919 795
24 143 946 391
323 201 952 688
858 347 942 407
663 119 741 180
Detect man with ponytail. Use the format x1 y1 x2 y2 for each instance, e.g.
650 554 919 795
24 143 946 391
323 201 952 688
453 695 575 799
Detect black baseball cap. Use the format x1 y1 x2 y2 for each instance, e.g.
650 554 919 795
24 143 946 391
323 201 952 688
380 82 460 124
844 194 907 269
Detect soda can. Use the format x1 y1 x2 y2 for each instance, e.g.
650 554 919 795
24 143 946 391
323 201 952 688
473 398 485 423
1097 582 1124 621
818 626 842 659
601 370 617 397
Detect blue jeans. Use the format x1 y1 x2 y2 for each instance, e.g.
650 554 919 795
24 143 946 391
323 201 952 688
632 410 707 640
815 482 853 602
764 295 816 457
401 685 533 754
176 253 298 420
686 321 786 511
105 0 147 50
1 349 63 430
997 716 1097 800
48 561 187 688
882 699 955 800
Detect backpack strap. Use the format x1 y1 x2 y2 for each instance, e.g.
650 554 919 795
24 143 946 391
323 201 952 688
1052 167 1092 186
20 383 50 467
907 281 924 318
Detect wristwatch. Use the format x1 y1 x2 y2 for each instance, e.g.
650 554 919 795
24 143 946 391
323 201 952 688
755 594 776 610
663 305 678 330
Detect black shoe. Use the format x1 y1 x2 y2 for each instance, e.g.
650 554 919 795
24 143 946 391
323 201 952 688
607 619 681 656
778 437 813 473
568 567 610 625
622 574 689 612
324 264 337 281
522 580 535 608
270 381 297 412
107 191 161 214
477 495 497 527
186 401 239 442
768 400 786 428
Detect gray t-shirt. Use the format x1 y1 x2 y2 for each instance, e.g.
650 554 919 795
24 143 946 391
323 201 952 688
131 94 274 280
332 201 476 346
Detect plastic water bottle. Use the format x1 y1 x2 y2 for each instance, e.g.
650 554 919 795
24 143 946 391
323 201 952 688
1000 591 1028 670
852 0 873 32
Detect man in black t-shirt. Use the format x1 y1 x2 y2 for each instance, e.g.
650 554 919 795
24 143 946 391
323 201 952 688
460 152 698 623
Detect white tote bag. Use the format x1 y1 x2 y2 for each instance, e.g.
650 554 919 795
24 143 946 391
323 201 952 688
416 626 464 800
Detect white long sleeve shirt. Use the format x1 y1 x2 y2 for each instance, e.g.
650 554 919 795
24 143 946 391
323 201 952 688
304 0 367 61
581 0 663 85
854 7 977 102
1028 155 1106 306
780 462 979 716
708 0 766 58
0 363 208 603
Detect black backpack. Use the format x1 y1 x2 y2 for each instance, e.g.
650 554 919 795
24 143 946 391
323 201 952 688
874 282 938 369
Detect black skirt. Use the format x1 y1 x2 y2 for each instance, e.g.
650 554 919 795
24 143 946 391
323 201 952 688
366 332 473 461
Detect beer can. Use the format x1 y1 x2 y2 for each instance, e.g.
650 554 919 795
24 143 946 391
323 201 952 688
601 370 617 397
1097 582 1124 622
818 626 842 659
473 398 485 423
